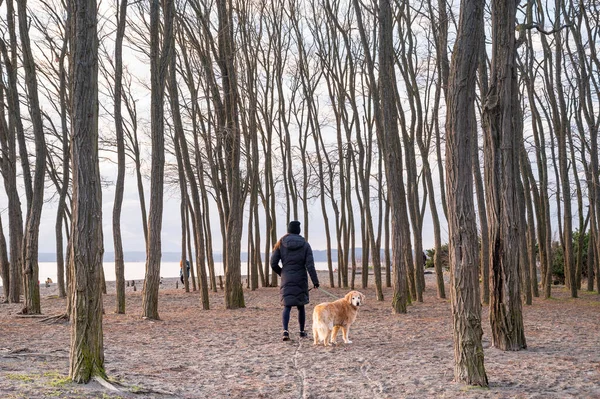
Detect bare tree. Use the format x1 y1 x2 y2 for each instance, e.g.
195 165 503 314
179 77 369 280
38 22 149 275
113 0 128 314
483 0 526 351
371 0 409 310
18 0 48 315
142 0 174 319
68 0 105 382
445 0 488 385
217 0 245 309
0 38 24 303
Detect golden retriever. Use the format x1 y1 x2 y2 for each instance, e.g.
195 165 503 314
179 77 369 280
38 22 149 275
312 290 365 346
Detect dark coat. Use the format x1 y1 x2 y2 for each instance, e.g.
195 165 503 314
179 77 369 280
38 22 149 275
270 234 319 306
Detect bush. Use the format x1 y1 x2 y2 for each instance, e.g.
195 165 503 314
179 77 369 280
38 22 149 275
551 241 564 283
425 244 449 270
550 231 590 283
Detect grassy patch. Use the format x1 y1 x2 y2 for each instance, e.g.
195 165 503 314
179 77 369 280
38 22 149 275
129 385 142 393
48 376 71 387
42 371 70 387
6 373 34 383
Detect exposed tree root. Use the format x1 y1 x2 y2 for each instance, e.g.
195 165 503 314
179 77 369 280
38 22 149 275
92 375 121 392
40 313 69 324
110 379 177 396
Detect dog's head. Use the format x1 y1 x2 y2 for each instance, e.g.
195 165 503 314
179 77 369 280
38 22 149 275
345 291 365 307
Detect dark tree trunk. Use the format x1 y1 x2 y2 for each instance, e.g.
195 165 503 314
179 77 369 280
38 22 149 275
68 0 105 382
0 45 24 304
142 0 174 319
18 0 47 315
112 0 128 314
0 216 9 301
483 0 526 351
445 0 488 386
217 0 245 309
376 0 409 313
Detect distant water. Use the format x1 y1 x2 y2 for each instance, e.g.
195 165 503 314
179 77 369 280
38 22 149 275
1 261 332 286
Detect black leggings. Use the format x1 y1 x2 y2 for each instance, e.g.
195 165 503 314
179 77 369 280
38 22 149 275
282 305 305 332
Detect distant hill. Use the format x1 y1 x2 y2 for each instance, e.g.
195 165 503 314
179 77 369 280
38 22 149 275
37 249 363 263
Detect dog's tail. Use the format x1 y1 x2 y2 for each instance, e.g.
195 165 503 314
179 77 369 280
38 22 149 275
312 307 332 342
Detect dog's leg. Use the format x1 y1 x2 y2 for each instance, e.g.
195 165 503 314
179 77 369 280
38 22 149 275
313 324 319 345
342 326 352 344
330 325 340 345
323 328 331 347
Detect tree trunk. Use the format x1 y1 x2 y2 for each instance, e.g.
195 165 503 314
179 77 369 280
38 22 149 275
475 34 490 305
18 0 47 315
142 0 174 319
217 0 245 309
375 0 409 313
0 216 9 301
521 154 539 298
483 0 526 351
68 0 105 382
7 0 32 208
445 0 488 385
112 0 128 314
0 45 24 304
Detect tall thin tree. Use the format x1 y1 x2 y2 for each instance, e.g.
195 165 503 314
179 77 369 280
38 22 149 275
445 0 488 385
113 0 128 314
483 0 527 351
17 0 47 315
141 0 174 319
68 0 105 382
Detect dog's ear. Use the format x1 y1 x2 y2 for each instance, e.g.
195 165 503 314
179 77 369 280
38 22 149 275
345 291 353 303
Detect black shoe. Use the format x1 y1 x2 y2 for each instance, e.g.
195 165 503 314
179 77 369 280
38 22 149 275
282 330 290 341
299 331 308 338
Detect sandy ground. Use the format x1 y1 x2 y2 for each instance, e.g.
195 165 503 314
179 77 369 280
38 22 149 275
1 271 599 399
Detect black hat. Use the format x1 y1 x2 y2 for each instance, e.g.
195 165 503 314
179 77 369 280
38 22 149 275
287 221 301 235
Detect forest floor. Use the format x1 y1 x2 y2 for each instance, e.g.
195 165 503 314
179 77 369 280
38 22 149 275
1 271 599 399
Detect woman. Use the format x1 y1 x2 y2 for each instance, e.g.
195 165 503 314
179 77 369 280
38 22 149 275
270 221 320 341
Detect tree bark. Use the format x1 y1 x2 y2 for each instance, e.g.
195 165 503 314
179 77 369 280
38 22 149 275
483 0 526 351
217 0 245 309
0 216 9 301
0 43 24 304
142 0 174 319
68 0 105 382
375 0 409 313
445 0 488 386
112 0 128 314
18 0 47 315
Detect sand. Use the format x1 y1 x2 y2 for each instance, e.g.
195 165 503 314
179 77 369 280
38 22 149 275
1 272 599 398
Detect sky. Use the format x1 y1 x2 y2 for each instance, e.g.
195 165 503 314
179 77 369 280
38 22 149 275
22 157 445 255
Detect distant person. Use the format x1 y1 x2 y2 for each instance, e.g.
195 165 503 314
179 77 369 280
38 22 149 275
45 277 53 287
180 260 190 284
270 221 319 341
